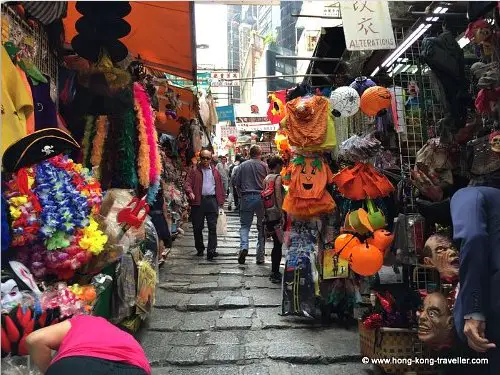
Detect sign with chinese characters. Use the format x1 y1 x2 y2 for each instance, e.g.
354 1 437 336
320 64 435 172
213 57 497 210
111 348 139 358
340 1 396 51
234 103 278 132
216 105 235 123
305 31 319 52
210 71 240 87
323 3 341 18
220 125 238 139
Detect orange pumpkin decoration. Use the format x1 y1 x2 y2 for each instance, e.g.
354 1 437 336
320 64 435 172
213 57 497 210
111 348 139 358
349 242 384 276
367 229 394 253
282 156 336 218
335 234 361 259
360 86 392 117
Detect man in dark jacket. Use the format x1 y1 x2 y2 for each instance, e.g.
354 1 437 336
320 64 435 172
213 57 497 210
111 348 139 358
451 186 500 374
185 148 225 261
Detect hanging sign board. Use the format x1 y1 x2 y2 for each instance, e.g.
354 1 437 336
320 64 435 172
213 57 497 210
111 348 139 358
216 105 235 123
234 104 278 132
220 125 238 139
210 71 240 87
341 0 396 51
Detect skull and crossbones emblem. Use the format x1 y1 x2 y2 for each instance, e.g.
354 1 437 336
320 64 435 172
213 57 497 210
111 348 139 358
41 145 54 155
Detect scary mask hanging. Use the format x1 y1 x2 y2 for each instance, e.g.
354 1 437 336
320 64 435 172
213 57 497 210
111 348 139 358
282 156 336 218
490 130 500 153
421 234 459 282
418 292 455 350
267 90 286 124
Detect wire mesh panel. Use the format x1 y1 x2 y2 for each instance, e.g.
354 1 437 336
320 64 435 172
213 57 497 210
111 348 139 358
1 4 58 102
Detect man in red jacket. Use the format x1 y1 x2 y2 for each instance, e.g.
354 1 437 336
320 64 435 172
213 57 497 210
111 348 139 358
185 148 225 261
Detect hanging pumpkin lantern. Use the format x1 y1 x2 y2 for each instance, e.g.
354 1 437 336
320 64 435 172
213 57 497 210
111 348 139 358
367 229 394 253
335 233 361 259
274 130 290 153
349 242 384 276
267 90 287 124
360 86 392 117
329 86 360 117
350 76 376 96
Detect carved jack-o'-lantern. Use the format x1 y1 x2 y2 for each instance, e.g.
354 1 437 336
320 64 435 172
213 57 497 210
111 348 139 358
282 155 336 218
367 229 394 252
349 242 384 276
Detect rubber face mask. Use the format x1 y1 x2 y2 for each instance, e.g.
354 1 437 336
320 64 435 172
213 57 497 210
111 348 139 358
418 292 454 350
423 234 459 282
1 279 22 310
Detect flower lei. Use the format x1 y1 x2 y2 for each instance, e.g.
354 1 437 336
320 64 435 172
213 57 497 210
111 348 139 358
5 155 107 280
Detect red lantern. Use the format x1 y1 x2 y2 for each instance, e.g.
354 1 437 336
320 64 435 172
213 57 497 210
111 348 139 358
349 242 384 276
228 135 237 143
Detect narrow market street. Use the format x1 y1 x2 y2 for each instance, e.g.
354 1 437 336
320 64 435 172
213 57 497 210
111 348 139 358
141 210 370 375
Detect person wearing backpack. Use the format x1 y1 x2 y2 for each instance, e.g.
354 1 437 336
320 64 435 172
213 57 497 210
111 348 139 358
262 156 285 283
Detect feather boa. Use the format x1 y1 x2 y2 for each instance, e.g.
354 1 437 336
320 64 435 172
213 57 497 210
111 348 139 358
114 107 138 188
81 115 95 168
90 115 108 169
134 83 151 188
134 82 161 186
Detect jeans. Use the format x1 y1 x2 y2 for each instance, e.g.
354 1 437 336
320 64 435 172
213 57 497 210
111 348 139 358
239 193 265 261
191 196 218 255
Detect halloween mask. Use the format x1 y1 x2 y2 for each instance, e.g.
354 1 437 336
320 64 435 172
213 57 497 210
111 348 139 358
1 279 22 311
422 234 459 282
490 131 500 153
267 90 286 124
418 292 455 350
282 156 336 218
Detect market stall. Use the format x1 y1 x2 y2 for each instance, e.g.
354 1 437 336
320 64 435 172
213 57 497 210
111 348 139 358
1 0 199 361
270 2 500 374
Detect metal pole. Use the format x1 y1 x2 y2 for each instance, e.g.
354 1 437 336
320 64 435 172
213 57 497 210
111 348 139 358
276 56 341 62
223 73 339 81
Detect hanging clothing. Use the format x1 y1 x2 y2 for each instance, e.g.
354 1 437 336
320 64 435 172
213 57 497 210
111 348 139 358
1 46 34 153
29 76 58 130
206 93 218 129
284 96 329 148
388 86 407 137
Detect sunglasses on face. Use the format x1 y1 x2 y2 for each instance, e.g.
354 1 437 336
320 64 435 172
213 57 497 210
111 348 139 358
200 156 211 161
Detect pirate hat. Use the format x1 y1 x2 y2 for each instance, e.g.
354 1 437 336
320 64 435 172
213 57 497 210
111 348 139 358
76 17 131 40
75 1 132 19
2 128 80 173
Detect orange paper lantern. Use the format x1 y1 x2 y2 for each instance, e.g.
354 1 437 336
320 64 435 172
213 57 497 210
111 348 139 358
349 242 384 276
367 229 394 252
360 86 392 116
335 233 361 259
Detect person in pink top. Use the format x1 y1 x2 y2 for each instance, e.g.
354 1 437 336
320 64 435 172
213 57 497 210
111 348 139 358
26 315 151 375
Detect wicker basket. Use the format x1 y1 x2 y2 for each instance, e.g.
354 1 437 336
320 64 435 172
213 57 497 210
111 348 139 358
359 320 438 374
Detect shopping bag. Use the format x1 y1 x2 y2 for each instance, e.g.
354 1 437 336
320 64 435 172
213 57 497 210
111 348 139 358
217 209 228 236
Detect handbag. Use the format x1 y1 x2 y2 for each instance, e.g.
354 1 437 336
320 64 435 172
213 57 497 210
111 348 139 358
467 134 500 176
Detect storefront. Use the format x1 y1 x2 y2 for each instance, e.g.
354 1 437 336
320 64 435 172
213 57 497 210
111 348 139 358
0 0 202 359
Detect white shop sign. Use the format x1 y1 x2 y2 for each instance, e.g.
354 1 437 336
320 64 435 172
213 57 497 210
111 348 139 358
341 0 396 51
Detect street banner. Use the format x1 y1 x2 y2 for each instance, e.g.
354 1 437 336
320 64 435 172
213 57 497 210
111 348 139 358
216 105 235 123
234 103 278 132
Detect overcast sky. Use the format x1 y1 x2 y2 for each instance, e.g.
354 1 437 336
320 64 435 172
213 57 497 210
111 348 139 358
195 3 228 69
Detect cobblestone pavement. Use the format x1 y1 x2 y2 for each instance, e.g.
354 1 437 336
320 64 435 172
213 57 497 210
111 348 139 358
142 211 371 375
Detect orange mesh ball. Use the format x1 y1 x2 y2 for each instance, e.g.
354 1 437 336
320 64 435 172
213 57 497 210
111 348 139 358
360 86 392 116
349 242 384 276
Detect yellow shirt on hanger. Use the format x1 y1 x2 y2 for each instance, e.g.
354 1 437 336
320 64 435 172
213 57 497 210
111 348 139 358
1 46 34 154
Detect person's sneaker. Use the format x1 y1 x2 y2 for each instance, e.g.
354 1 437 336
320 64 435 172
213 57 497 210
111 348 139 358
213 252 219 257
269 272 282 284
207 252 216 261
196 250 204 256
238 249 248 265
256 259 265 265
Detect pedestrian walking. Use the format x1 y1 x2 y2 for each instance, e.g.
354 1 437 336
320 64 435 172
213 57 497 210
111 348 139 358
185 148 225 261
262 156 285 283
233 145 268 265
213 154 229 195
228 154 243 211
